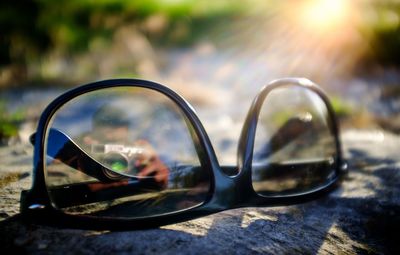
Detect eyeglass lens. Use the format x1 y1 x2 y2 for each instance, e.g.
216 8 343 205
44 87 211 218
252 85 337 196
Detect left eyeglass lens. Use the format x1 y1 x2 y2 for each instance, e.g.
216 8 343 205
44 86 211 218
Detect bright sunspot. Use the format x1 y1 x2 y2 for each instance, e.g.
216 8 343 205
299 0 352 34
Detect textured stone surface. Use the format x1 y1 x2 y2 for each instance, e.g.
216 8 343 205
0 130 399 254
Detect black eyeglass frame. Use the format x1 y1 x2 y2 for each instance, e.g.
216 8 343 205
20 78 346 230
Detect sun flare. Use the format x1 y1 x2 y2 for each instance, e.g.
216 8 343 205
299 0 352 34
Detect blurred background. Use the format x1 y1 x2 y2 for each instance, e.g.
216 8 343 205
1 0 400 164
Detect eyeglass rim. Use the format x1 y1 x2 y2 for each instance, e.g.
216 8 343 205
238 78 344 183
20 78 346 230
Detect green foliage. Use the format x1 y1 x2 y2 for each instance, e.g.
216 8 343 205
0 1 49 66
0 0 244 67
329 97 353 119
0 100 25 141
361 1 400 65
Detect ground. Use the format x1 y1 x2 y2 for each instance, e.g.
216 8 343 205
0 129 399 254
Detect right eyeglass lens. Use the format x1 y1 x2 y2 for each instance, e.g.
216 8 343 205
252 85 338 196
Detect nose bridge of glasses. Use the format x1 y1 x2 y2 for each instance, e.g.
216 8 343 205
206 163 255 209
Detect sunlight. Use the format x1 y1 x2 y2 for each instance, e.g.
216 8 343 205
299 0 352 34
317 223 369 253
241 210 278 228
162 217 215 236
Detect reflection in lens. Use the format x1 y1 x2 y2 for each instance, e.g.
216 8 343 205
44 86 211 218
252 85 337 196
103 153 128 172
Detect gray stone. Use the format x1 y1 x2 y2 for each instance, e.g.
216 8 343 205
0 130 399 254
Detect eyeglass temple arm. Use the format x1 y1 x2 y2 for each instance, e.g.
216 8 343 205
48 178 164 209
253 117 315 159
47 159 332 209
30 129 128 182
28 127 341 208
252 116 347 171
47 165 206 209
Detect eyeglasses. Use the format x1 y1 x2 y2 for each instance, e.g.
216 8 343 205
20 78 346 229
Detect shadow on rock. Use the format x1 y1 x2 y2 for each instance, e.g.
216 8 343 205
1 144 399 254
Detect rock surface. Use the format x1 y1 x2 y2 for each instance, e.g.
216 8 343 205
0 129 399 254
